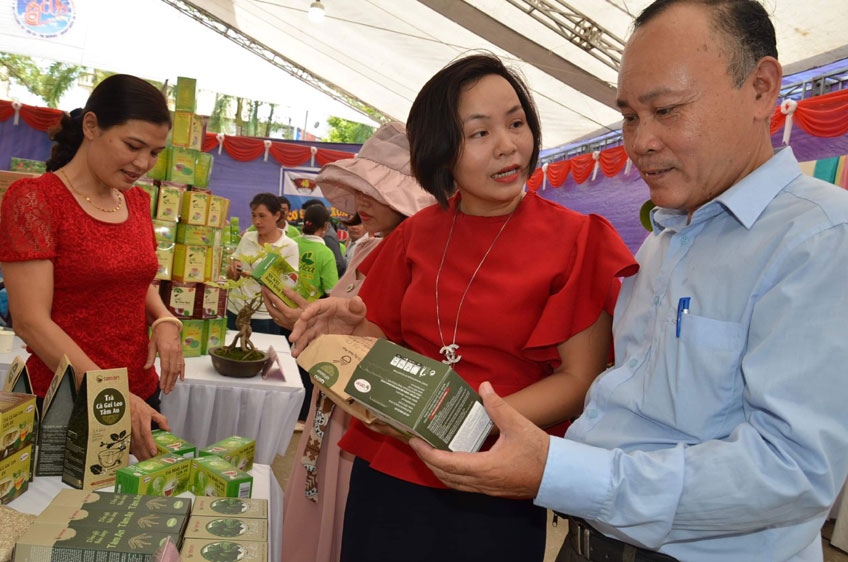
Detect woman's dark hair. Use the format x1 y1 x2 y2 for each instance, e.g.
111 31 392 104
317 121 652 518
341 212 362 226
46 74 171 172
302 204 330 235
406 53 542 207
250 192 282 216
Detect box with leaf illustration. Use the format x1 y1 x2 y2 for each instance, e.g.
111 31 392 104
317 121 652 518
152 429 197 458
156 182 184 222
0 444 31 504
250 252 318 308
190 455 252 498
156 242 176 281
180 538 267 562
38 502 189 536
13 522 179 562
185 516 267 542
169 147 197 185
202 318 227 355
191 497 268 520
181 319 205 358
49 488 192 515
0 391 35 460
199 436 255 472
161 281 198 318
173 244 208 283
115 453 192 496
182 190 210 226
135 179 159 217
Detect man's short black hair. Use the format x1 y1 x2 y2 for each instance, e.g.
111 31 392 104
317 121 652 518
302 198 326 209
635 0 777 87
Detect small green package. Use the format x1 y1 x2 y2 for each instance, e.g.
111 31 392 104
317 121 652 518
152 429 197 458
153 219 178 242
175 77 197 112
169 147 197 185
199 436 255 472
114 454 191 496
250 252 315 308
202 318 227 355
176 223 215 246
190 455 253 498
147 146 171 181
182 319 205 358
195 152 214 188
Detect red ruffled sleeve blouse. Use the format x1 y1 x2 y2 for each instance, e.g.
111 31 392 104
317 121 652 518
338 192 639 487
0 173 159 399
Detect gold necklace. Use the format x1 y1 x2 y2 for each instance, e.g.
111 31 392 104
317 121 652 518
58 169 124 213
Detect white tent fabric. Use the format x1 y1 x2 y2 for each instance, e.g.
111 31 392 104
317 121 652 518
2 0 847 147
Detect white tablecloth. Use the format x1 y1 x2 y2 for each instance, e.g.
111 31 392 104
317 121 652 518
160 331 304 464
8 464 283 562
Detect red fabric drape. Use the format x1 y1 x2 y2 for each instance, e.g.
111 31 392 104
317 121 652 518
0 102 15 123
526 167 544 192
547 160 571 187
570 154 596 184
0 100 62 131
270 143 311 167
200 132 338 167
770 89 848 137
315 148 355 167
203 132 220 152
599 146 628 177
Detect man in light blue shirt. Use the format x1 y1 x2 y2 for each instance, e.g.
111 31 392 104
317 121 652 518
410 1 848 560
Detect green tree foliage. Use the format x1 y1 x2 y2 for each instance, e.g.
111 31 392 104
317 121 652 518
326 116 375 144
0 53 83 108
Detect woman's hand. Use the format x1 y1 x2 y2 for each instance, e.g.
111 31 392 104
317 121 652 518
289 296 368 357
145 320 184 395
129 392 169 460
261 286 306 330
226 259 245 280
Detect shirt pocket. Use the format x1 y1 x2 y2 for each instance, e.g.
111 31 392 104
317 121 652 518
640 313 746 441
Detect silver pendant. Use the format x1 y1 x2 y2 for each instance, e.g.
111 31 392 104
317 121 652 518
439 344 461 365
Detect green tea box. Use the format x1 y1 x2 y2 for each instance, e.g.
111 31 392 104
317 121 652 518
206 197 228 229
182 190 210 226
9 157 46 173
177 223 215 246
173 244 207 283
3 356 33 394
13 522 177 562
190 456 253 498
176 76 197 112
182 319 205 358
35 356 76 477
191 497 268 519
49 488 192 515
153 219 178 243
0 391 35 460
250 252 302 308
38 503 188 536
152 429 197 458
161 281 198 318
156 242 176 281
194 284 222 319
194 152 213 188
156 182 184 222
180 538 267 562
184 516 267 542
190 115 205 152
199 436 255 472
147 146 171 181
0 444 31 504
205 246 224 283
135 179 159 216
169 147 197 185
172 111 193 148
202 318 227 355
115 454 192 496
63 369 132 491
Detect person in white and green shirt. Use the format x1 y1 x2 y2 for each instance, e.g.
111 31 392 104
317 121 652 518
295 204 338 299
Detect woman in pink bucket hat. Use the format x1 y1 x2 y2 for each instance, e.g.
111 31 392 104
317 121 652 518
264 121 435 562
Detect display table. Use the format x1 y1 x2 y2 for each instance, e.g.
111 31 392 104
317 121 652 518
160 331 304 464
8 464 283 562
833 485 848 552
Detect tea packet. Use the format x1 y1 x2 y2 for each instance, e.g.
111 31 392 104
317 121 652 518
180 538 267 562
199 436 255 472
35 356 76 477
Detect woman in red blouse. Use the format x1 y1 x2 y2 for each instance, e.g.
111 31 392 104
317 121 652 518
291 55 638 561
0 74 183 460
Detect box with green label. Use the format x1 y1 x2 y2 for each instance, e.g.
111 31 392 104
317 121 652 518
199 436 255 472
190 456 252 498
152 429 197 458
172 111 193 148
49 488 192 515
9 157 46 174
191 497 268 519
181 319 205 358
156 242 176 281
115 454 191 496
173 244 207 283
169 147 197 185
153 219 178 243
206 196 229 228
195 152 214 188
250 252 313 308
176 76 197 112
202 318 227 355
185 516 267 542
135 179 158 216
180 538 267 562
182 190 210 226
156 182 183 222
0 392 35 460
38 503 189 536
0 444 31 504
177 223 215 246
147 146 171 181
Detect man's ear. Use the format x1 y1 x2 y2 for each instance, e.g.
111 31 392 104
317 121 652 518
81 111 100 141
750 56 782 121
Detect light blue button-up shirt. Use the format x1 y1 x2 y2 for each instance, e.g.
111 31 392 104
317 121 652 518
535 148 848 561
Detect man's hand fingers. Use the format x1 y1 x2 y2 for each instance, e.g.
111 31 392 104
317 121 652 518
478 381 523 435
282 287 309 308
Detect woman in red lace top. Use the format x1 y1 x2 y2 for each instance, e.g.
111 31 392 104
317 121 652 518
0 75 183 460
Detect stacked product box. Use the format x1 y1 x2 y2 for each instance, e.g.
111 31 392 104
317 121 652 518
115 454 193 496
190 455 253 498
199 436 255 472
182 497 269 562
152 430 197 458
0 392 36 504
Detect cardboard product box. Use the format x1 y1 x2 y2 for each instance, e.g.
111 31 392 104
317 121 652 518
63 369 132 490
300 336 493 452
199 437 255 472
177 223 215 246
173 244 207 283
249 252 306 308
190 115 206 152
181 319 205 358
0 170 38 205
0 444 31 504
180 538 267 562
206 197 228 229
192 284 221 319
181 190 210 226
145 146 171 181
9 157 46 174
49 488 192 515
172 111 194 148
184 516 267 542
3 356 33 394
38 503 189 536
160 281 198 319
0 392 36 460
153 219 178 243
152 429 197 458
156 242 176 281
169 147 197 185
115 454 192 496
175 76 197 112
191 497 268 520
135 179 159 217
190 456 252 498
156 182 184 222
194 152 214 189
13 522 178 562
35 356 76 477
201 318 227 355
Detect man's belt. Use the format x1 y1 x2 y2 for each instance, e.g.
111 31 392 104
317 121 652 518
566 517 678 562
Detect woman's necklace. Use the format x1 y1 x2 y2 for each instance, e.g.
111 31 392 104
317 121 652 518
434 203 517 366
58 169 123 213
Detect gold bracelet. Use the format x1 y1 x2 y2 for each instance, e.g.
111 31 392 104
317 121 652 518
151 316 183 332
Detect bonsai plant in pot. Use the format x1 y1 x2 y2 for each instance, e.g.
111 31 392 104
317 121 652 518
209 295 269 378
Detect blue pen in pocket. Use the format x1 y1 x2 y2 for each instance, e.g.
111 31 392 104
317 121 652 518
676 297 691 338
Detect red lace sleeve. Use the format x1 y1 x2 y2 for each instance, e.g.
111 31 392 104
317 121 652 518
0 177 57 262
